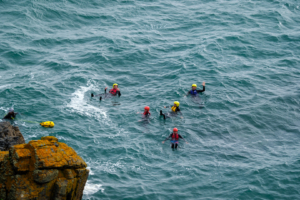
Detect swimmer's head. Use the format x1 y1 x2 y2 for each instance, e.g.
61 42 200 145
8 108 14 113
113 83 118 89
144 106 150 112
192 84 197 90
173 128 178 133
174 101 180 107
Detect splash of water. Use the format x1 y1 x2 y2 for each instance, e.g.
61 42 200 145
66 82 110 123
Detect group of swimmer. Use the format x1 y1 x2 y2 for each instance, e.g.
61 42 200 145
90 81 206 149
2 82 205 149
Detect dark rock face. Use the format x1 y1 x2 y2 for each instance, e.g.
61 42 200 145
33 169 59 184
0 122 25 151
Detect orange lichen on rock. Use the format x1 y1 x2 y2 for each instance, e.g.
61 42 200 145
26 138 87 170
10 144 32 172
0 136 89 200
0 151 9 163
41 136 58 143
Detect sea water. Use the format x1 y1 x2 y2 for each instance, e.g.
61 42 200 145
0 0 300 199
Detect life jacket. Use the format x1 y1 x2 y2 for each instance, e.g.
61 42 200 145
109 88 117 95
143 111 150 115
190 90 197 95
171 106 177 112
171 133 179 140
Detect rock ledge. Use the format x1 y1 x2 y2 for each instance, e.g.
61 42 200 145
0 122 25 151
0 136 89 200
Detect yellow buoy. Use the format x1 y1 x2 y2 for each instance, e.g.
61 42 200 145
40 121 55 128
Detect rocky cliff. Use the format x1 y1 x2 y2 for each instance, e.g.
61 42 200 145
0 124 89 200
0 122 25 151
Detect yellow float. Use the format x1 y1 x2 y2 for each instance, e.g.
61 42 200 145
40 121 55 128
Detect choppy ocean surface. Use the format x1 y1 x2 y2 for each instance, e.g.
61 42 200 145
1 0 300 199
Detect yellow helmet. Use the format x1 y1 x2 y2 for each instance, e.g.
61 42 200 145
174 101 180 107
113 83 118 88
192 84 197 87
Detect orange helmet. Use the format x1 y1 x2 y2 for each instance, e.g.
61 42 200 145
144 106 150 111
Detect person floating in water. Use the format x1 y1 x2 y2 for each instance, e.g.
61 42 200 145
160 101 183 119
137 106 151 116
105 83 121 96
91 83 121 100
137 106 151 122
3 108 18 120
186 82 205 96
162 128 188 149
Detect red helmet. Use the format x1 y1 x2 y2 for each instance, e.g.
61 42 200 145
144 106 150 111
173 128 178 132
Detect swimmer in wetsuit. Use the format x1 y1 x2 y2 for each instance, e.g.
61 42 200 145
137 106 151 117
3 108 18 120
91 83 121 100
162 128 188 149
160 101 182 120
186 82 205 96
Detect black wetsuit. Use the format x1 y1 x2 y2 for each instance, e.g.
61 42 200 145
3 113 17 120
164 133 185 149
140 112 151 122
187 86 205 95
160 106 181 120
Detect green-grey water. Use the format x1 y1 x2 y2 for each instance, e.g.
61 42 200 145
1 0 300 199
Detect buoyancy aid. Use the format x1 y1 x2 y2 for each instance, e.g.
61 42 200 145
190 90 197 95
109 88 118 95
171 106 177 112
171 133 179 140
143 111 150 115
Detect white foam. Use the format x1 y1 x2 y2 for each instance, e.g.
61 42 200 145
83 181 104 195
87 166 94 175
56 135 67 141
30 72 34 79
0 84 11 90
86 159 125 174
0 107 7 112
66 83 109 123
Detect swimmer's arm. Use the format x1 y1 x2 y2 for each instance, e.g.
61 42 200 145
105 88 107 93
179 134 188 143
164 106 171 108
117 91 121 97
197 82 206 92
162 134 172 143
196 86 205 93
164 134 172 141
